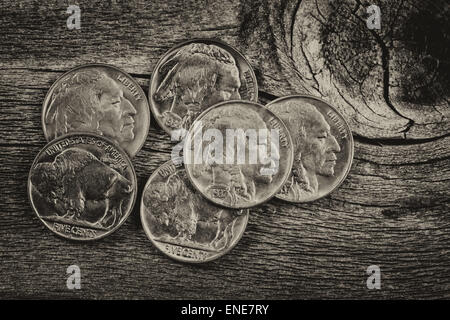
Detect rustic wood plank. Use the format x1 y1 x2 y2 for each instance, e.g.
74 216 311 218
0 0 449 299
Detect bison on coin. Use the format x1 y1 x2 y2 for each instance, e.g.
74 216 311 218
30 147 132 229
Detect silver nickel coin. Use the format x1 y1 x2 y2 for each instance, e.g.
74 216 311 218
266 95 354 202
183 100 294 209
149 39 258 138
42 63 150 158
28 133 137 240
141 160 249 263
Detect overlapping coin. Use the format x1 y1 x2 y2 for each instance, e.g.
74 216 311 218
42 63 150 157
141 160 249 263
266 95 354 202
183 100 294 209
28 133 137 240
149 39 258 138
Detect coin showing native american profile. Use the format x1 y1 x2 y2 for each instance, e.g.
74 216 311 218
183 100 294 209
28 133 137 240
42 64 150 158
149 39 258 138
266 95 354 203
141 160 249 263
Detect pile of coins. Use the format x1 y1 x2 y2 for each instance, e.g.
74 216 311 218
28 39 354 263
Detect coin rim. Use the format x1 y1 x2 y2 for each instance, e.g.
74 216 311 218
140 159 249 264
148 38 259 136
265 94 355 203
41 63 150 158
183 99 295 209
27 132 138 241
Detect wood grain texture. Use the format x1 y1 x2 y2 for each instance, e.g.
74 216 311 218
0 0 449 299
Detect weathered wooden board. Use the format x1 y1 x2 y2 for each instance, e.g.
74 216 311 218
0 0 449 299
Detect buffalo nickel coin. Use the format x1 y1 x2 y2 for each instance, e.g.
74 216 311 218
183 100 294 209
141 160 249 263
266 95 354 202
149 39 258 138
28 133 137 240
42 64 150 158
